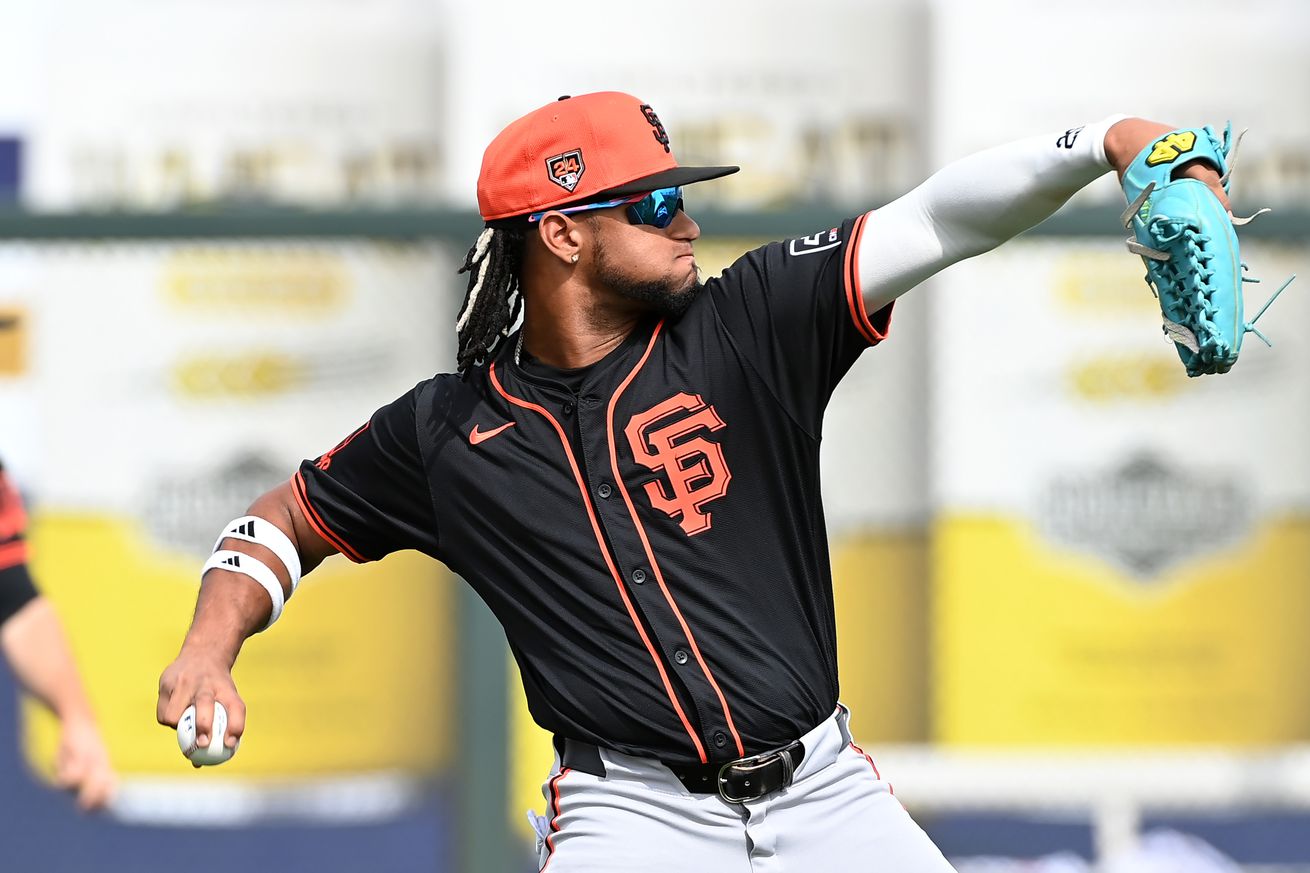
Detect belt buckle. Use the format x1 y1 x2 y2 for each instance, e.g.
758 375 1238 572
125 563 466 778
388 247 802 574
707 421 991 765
716 747 795 804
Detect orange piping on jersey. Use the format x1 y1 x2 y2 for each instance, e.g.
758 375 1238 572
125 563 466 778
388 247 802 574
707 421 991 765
843 212 888 345
291 470 368 563
843 212 878 344
849 740 881 779
606 322 747 759
538 767 572 872
489 362 709 764
849 740 893 794
0 539 27 571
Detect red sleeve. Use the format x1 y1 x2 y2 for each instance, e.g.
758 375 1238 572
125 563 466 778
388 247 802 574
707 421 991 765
0 467 29 571
0 466 38 626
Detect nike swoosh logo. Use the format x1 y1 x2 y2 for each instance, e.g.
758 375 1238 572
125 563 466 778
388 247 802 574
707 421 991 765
469 422 515 445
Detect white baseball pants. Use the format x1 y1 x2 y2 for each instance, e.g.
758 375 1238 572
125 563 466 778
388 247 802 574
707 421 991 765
528 705 957 872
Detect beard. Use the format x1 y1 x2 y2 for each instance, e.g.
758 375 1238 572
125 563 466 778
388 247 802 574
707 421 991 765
593 240 704 319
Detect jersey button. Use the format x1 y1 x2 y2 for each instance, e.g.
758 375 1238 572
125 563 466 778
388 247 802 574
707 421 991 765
598 483 612 499
562 401 575 415
632 568 646 584
674 649 689 665
713 732 728 748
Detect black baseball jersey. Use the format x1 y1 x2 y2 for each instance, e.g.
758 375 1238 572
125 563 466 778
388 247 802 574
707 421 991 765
296 214 892 765
0 460 39 627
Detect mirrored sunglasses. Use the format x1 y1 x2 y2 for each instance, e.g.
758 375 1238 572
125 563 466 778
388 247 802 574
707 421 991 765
527 186 684 229
624 187 684 229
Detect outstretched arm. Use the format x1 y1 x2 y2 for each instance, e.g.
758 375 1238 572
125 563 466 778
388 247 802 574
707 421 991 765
858 116 1230 313
1 596 117 810
155 480 337 759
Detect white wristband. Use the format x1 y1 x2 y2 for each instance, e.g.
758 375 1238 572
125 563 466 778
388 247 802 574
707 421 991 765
202 550 285 631
213 515 303 594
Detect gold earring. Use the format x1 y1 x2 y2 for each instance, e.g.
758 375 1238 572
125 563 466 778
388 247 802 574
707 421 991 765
571 253 579 264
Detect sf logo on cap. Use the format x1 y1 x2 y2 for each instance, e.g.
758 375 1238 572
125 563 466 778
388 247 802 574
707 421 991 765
546 149 586 192
640 104 671 154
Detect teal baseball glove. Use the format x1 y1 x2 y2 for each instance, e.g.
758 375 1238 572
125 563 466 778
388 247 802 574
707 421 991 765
1120 124 1292 377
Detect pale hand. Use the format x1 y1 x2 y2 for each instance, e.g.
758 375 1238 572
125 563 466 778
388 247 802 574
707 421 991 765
56 714 116 811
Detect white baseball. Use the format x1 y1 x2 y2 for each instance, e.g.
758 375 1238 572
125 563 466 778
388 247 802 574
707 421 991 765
176 702 239 766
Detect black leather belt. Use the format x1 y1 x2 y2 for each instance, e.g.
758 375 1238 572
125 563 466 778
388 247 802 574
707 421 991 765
557 736 805 803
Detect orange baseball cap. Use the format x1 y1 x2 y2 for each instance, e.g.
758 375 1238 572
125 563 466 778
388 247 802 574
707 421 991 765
477 91 738 222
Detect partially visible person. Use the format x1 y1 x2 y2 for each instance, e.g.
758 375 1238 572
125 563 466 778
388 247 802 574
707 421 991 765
0 458 116 811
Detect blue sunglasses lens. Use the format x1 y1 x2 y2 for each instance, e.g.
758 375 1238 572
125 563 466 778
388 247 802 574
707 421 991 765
626 187 683 229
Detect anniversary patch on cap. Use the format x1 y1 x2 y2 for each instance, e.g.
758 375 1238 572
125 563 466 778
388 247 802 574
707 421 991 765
545 149 585 193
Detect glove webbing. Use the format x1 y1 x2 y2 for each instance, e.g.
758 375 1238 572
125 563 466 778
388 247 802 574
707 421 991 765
1147 223 1230 362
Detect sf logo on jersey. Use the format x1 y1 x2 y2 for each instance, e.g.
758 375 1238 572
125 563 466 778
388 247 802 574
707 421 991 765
625 393 731 536
546 149 586 192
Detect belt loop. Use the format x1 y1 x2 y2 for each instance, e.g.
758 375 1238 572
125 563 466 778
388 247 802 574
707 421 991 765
834 702 854 747
557 736 606 778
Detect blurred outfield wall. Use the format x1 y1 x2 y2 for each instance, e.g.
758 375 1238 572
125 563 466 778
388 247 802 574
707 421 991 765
0 241 458 800
0 0 1307 870
927 0 1310 749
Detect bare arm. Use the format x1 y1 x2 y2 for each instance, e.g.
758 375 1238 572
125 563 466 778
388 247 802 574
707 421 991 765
1 597 116 809
2 597 96 730
858 116 1228 313
155 479 338 756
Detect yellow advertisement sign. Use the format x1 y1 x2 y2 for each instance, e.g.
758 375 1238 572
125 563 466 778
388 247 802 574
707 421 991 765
831 533 929 744
930 240 1310 746
163 248 348 313
934 513 1310 745
0 306 25 376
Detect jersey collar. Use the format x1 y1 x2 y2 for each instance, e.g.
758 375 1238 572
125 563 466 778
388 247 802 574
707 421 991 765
503 317 659 395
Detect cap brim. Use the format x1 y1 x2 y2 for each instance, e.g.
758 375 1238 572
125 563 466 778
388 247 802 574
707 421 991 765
484 164 741 227
599 165 739 197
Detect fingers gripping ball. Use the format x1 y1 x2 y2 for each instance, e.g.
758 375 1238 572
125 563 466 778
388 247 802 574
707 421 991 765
177 702 238 766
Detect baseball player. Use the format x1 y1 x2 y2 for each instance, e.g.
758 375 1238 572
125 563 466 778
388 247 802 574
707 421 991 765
0 459 116 811
156 93 1229 870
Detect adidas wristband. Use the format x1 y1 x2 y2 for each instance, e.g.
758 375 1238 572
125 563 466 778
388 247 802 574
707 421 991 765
213 515 303 594
202 549 285 631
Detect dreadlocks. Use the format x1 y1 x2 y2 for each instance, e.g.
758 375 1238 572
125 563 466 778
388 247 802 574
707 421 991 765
455 225 526 375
